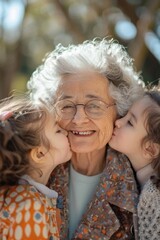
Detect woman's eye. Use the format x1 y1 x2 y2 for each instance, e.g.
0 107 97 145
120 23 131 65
64 105 73 109
62 105 74 111
87 104 100 109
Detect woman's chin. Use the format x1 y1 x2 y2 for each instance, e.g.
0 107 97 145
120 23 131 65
71 146 94 153
70 144 96 153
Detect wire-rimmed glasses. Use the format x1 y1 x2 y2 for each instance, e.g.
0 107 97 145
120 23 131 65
55 99 116 119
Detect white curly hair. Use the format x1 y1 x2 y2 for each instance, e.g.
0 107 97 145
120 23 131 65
27 37 145 116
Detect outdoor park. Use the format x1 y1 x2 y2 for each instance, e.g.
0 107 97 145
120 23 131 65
0 0 160 99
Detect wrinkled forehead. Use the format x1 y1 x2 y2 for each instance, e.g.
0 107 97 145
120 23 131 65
55 72 113 103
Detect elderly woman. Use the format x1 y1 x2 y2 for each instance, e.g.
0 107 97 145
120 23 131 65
28 38 144 240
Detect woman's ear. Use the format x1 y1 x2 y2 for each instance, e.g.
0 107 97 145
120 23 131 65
30 147 45 163
143 141 159 159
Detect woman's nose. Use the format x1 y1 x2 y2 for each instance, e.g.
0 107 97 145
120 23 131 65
72 106 89 124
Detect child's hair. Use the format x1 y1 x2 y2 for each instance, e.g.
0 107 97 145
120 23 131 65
0 96 53 186
142 85 160 179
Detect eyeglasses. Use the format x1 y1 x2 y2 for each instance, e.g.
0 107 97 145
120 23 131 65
55 99 116 120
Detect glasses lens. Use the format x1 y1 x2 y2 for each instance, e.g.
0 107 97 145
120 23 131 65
85 100 107 117
55 101 75 119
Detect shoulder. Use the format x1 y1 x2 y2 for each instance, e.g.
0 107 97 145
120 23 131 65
0 184 49 216
0 185 59 239
138 179 160 239
0 184 42 200
105 147 135 181
138 178 160 219
138 178 160 207
100 147 139 212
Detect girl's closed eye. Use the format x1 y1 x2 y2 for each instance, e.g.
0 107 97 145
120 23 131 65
127 120 133 126
56 129 61 133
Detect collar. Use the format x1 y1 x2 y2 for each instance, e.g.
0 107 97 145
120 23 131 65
136 163 155 189
19 175 58 198
97 148 139 212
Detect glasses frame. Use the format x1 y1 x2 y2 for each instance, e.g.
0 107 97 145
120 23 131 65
55 99 116 120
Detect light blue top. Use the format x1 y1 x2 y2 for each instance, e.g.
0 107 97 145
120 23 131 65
69 164 102 239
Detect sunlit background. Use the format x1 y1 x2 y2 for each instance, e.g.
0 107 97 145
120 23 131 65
0 0 160 99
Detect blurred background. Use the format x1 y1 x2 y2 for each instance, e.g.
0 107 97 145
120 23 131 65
0 0 160 99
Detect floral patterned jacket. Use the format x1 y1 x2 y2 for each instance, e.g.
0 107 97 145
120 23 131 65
49 147 139 240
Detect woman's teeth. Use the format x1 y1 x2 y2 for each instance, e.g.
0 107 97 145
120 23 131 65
72 131 93 136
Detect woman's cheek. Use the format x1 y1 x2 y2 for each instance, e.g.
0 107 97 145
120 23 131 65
99 125 113 147
58 119 69 129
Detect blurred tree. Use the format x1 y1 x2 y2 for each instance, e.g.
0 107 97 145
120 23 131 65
0 0 27 98
128 0 160 71
0 0 159 99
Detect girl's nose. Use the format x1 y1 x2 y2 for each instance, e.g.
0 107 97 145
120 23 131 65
115 117 123 128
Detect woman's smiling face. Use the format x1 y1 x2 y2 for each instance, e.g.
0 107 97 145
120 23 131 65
56 72 117 153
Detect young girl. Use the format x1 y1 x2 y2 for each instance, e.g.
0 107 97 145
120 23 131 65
109 86 160 240
0 96 72 239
